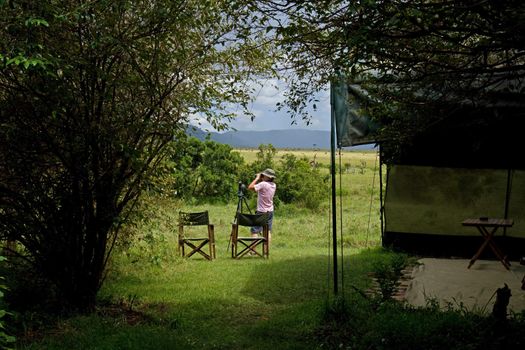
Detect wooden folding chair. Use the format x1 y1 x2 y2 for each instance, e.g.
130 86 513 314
230 212 269 259
178 211 216 260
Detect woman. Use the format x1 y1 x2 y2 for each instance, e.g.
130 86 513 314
248 168 276 245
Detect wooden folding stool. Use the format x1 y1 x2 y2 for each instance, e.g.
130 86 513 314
178 211 216 260
230 212 269 259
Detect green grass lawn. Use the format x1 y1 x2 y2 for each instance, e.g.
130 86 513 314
18 150 385 349
21 248 389 350
15 149 525 349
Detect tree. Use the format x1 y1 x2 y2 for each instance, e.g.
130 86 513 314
152 137 246 201
194 141 245 200
253 144 277 171
0 0 276 311
254 0 525 145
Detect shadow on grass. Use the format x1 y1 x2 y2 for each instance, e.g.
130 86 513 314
241 248 385 305
18 249 389 350
241 255 330 305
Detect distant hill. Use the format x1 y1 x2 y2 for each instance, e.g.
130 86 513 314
187 127 374 150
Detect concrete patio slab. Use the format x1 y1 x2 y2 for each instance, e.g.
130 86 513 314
404 258 525 314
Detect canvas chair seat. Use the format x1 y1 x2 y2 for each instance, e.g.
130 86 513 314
178 211 216 260
230 212 269 259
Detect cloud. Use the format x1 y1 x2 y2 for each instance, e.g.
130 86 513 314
190 80 331 132
249 79 285 108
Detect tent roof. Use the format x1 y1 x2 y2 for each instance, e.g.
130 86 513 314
331 76 525 152
390 107 525 169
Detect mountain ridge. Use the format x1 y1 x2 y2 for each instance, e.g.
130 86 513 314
187 127 374 150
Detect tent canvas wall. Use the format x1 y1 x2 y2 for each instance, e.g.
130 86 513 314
384 166 525 258
382 106 525 259
332 78 525 259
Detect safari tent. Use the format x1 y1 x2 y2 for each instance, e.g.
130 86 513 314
331 79 525 259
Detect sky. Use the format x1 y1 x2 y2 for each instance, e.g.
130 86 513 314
191 79 332 132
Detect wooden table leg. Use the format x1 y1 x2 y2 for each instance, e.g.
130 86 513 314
486 239 511 269
468 226 496 268
479 226 511 269
468 226 510 270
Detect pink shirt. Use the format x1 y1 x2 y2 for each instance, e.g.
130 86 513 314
254 181 276 212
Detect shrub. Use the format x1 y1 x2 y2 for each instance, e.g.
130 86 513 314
372 253 409 301
151 137 246 202
277 154 329 209
250 144 277 172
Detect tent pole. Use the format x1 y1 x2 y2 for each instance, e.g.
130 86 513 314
379 143 385 241
330 90 338 296
503 168 513 236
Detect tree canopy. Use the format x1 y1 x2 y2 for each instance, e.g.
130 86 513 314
255 0 525 144
0 0 276 311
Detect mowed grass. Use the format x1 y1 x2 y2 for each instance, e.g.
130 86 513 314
20 149 385 350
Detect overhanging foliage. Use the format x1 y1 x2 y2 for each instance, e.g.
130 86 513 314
253 0 525 148
0 0 276 311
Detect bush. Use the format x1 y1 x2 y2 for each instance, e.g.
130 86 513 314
150 137 246 202
277 154 329 209
250 144 277 172
151 139 329 210
193 141 245 200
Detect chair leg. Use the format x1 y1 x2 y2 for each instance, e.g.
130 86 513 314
263 226 269 258
231 237 235 258
231 224 238 258
211 242 216 260
230 222 269 259
209 225 216 259
178 225 184 257
180 241 185 257
235 240 262 258
184 240 212 260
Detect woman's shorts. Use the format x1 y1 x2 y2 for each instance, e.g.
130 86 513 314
250 211 273 233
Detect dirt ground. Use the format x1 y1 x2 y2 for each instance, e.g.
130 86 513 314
404 258 525 314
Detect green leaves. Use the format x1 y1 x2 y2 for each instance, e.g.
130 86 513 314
277 153 329 209
24 17 49 27
1 54 47 69
0 0 279 311
252 0 525 154
152 137 245 202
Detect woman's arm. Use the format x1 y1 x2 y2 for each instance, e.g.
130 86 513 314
248 174 261 191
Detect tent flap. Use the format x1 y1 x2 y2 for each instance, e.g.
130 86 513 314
330 76 378 147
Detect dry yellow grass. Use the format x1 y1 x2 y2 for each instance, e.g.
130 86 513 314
235 148 379 169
